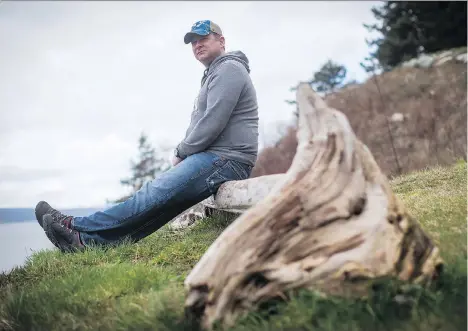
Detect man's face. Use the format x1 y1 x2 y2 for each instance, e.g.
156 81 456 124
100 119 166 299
191 33 225 67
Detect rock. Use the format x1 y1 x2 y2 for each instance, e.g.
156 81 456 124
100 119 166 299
168 204 206 230
391 112 405 122
435 56 453 66
415 54 435 68
456 53 467 63
402 58 418 68
402 54 434 69
400 49 466 69
437 51 453 59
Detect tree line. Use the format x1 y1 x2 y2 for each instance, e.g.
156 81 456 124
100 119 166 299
289 1 466 101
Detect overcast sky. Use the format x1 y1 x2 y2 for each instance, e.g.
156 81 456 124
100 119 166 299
0 1 380 208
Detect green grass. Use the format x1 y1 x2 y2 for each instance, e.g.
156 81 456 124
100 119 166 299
0 161 466 331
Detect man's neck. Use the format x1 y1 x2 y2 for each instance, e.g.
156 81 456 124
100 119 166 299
203 50 226 68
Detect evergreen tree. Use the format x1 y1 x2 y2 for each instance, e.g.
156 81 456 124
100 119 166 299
112 132 168 203
309 60 347 94
285 60 348 118
364 1 467 71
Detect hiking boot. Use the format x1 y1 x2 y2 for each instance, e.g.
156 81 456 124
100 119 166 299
42 214 85 252
35 201 73 228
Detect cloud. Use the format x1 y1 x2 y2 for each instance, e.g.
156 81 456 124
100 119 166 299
0 166 62 182
0 1 380 208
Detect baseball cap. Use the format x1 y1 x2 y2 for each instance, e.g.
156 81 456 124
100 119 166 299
184 20 223 44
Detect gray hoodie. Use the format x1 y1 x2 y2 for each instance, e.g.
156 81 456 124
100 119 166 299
176 51 259 166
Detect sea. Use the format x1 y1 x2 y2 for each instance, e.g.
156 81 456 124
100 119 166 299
0 207 103 274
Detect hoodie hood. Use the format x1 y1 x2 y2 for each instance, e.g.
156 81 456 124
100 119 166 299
209 50 250 73
201 51 250 86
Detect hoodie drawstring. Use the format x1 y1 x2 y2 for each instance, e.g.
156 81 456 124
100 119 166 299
201 68 209 86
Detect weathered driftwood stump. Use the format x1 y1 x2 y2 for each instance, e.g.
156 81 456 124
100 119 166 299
184 83 443 329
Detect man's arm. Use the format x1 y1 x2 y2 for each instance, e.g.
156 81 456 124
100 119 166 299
176 62 246 159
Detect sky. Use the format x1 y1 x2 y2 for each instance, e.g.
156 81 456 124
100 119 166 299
0 1 380 208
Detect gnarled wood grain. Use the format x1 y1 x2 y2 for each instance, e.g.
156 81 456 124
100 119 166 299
184 83 443 330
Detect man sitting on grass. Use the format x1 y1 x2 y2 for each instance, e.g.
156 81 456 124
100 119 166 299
34 20 259 252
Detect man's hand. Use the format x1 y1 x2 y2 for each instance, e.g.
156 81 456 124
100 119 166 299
172 156 183 166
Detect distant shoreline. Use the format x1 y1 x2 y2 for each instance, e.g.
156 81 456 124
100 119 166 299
0 219 36 224
0 207 105 223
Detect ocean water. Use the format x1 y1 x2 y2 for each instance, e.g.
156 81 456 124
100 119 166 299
0 221 56 274
0 207 108 274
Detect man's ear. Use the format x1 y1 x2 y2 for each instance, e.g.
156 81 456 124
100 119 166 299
220 35 225 48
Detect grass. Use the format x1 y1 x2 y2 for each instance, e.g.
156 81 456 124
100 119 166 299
0 161 466 331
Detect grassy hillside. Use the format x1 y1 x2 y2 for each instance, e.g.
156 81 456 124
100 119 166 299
0 161 466 331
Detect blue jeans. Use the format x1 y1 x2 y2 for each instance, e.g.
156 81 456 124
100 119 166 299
71 152 252 246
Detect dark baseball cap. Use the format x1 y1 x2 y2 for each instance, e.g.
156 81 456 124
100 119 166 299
184 20 223 44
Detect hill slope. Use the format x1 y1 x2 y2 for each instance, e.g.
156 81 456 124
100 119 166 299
251 49 467 178
0 161 466 331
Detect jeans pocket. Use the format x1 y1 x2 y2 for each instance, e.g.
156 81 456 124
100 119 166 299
226 160 251 180
206 160 249 195
206 170 227 195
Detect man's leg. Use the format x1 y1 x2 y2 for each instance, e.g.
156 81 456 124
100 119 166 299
38 152 252 250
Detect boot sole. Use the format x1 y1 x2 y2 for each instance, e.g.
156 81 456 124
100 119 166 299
35 201 52 228
42 215 61 249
